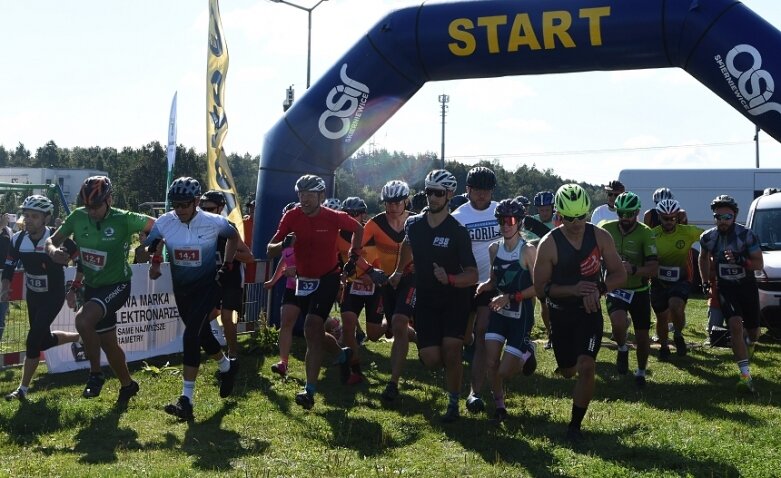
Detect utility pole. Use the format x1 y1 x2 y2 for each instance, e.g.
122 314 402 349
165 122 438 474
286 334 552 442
438 94 449 169
755 124 760 168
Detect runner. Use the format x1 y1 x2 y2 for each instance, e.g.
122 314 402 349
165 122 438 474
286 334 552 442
45 176 154 402
643 187 689 228
531 190 556 349
590 180 625 226
534 184 626 442
147 178 240 421
2 195 81 401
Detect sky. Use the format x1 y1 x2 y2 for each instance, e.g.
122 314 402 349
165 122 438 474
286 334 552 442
3 0 781 187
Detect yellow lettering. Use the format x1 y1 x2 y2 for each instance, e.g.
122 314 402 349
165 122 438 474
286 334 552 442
508 13 541 51
579 7 610 46
448 18 476 56
477 15 508 54
542 11 575 49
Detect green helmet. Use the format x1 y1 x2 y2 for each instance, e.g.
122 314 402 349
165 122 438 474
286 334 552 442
615 191 641 212
555 184 591 217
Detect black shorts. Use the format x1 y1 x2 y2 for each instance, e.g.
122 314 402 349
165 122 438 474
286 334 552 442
415 288 470 349
84 281 132 334
468 286 493 310
548 302 603 369
381 275 416 320
296 272 340 320
340 281 383 324
650 280 691 314
217 284 243 311
606 289 652 330
282 287 299 306
485 308 535 357
718 280 760 329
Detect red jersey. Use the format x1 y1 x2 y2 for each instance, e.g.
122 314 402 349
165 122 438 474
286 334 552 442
271 206 361 278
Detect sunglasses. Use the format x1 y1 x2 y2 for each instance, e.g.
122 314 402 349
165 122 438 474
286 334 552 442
607 192 621 198
660 215 678 222
497 216 519 227
201 206 218 213
172 201 193 210
425 189 447 198
618 210 637 219
713 213 734 221
561 213 588 222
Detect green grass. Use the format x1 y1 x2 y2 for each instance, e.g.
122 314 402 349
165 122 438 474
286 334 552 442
2 297 781 477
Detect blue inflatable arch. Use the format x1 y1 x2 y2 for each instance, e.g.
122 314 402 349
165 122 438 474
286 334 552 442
253 0 781 258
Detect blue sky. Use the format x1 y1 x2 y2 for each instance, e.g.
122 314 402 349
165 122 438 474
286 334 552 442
3 0 781 186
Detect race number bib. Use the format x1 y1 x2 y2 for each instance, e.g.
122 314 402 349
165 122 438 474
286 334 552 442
81 247 107 271
608 288 635 303
173 246 202 267
349 281 375 296
296 277 320 297
497 299 522 319
26 273 49 293
718 263 746 280
658 266 681 282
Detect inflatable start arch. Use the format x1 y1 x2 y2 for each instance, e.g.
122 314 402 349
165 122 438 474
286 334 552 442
253 0 781 258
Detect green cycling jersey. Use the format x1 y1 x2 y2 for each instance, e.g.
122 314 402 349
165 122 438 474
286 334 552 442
601 220 657 291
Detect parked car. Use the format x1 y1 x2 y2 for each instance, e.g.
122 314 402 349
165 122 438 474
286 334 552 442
746 188 781 337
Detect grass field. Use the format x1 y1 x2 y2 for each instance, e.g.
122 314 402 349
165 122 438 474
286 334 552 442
1 297 780 477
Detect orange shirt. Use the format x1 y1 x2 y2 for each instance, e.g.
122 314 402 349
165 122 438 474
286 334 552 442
362 212 406 274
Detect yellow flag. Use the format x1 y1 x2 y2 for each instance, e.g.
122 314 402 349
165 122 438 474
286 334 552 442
207 0 244 240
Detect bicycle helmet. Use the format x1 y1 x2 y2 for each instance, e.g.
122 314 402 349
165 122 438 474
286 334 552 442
555 184 591 217
652 187 674 204
494 198 524 219
380 180 410 202
295 174 326 193
342 196 367 213
710 194 738 213
614 191 641 212
200 190 226 206
21 194 54 215
655 198 680 215
424 169 457 192
466 166 497 190
605 180 625 193
514 195 531 208
449 193 469 211
410 191 427 212
533 191 555 207
282 202 297 214
323 198 342 210
167 177 201 202
80 176 113 206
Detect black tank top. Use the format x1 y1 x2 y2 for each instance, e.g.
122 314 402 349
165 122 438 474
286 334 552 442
550 224 601 306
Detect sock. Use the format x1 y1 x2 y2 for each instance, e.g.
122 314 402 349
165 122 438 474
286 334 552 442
182 380 195 401
569 404 587 429
448 392 459 408
674 330 683 338
305 383 316 396
494 395 505 409
337 349 347 364
738 359 750 377
635 368 646 377
217 354 230 373
280 356 288 365
19 385 29 394
617 344 628 352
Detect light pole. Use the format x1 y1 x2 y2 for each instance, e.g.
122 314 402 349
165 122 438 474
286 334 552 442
269 0 329 89
438 94 449 169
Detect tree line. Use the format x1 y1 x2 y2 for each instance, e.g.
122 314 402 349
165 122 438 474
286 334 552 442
1 141 608 216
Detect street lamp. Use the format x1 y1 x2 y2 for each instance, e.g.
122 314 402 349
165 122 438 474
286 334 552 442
269 0 329 89
438 94 449 169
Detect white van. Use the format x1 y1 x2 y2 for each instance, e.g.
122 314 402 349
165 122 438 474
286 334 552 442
746 188 781 334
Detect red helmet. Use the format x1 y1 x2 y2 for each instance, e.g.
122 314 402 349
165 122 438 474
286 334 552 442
80 176 112 206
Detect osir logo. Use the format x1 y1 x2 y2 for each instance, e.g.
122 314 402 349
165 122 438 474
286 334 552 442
715 44 781 117
318 64 370 142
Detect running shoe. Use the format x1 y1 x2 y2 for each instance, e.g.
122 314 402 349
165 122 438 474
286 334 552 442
523 346 538 376
339 347 353 384
736 375 756 394
566 426 584 443
544 339 553 350
441 404 460 423
295 390 315 410
5 388 27 402
674 334 688 356
466 394 485 413
493 407 508 422
616 350 629 375
82 372 105 398
117 380 139 404
356 328 367 345
658 345 671 362
635 374 647 389
271 361 288 378
381 382 399 402
218 358 239 398
71 341 87 362
164 395 194 422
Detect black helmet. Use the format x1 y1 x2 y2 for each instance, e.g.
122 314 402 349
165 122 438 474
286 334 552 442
168 177 201 202
605 180 625 193
449 193 468 211
80 176 112 206
342 196 367 213
710 194 738 213
494 199 524 219
514 195 531 208
410 191 427 213
200 190 226 206
466 166 496 190
533 191 555 207
282 202 297 214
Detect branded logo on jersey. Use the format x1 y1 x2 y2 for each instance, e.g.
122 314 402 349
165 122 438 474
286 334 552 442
715 44 781 117
432 236 450 248
579 248 601 277
466 220 500 242
675 239 686 250
318 64 370 143
103 227 115 238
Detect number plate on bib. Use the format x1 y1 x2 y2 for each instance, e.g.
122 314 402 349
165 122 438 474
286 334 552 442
658 266 681 282
26 273 49 293
718 263 746 280
608 288 635 303
173 246 202 267
296 277 320 297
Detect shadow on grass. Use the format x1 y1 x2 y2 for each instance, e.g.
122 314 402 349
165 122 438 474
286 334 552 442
73 405 141 464
0 396 70 446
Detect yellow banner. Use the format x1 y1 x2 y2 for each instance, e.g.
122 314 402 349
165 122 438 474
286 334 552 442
207 0 244 240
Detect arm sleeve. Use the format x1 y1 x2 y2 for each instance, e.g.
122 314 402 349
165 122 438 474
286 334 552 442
1 235 17 281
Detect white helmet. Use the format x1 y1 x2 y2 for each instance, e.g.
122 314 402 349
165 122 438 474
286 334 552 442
655 198 680 215
323 197 342 210
22 195 54 214
295 174 326 193
424 169 457 192
381 180 410 202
